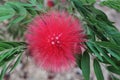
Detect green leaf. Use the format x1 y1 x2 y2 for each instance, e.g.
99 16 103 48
76 54 82 69
101 0 120 12
29 0 37 4
94 41 120 61
93 43 118 69
0 42 25 51
71 0 120 79
107 66 120 75
6 2 27 23
0 64 8 80
96 41 120 53
97 21 120 45
81 51 90 80
0 5 15 21
0 42 25 80
107 49 120 60
1 42 25 47
0 42 13 49
77 0 96 5
110 75 120 80
0 42 25 65
86 42 103 61
0 49 15 62
94 59 104 80
9 53 22 73
26 0 43 11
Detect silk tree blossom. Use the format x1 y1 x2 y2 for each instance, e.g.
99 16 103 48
26 11 86 72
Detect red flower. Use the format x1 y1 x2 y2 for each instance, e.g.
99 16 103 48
26 11 86 72
47 0 54 7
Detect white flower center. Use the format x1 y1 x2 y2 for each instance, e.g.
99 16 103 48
48 33 62 45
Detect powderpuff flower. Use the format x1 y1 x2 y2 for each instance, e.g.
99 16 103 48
26 11 86 72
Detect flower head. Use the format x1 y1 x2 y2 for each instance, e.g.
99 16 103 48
47 0 54 7
26 11 86 72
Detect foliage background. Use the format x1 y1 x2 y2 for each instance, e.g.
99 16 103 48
0 0 120 80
